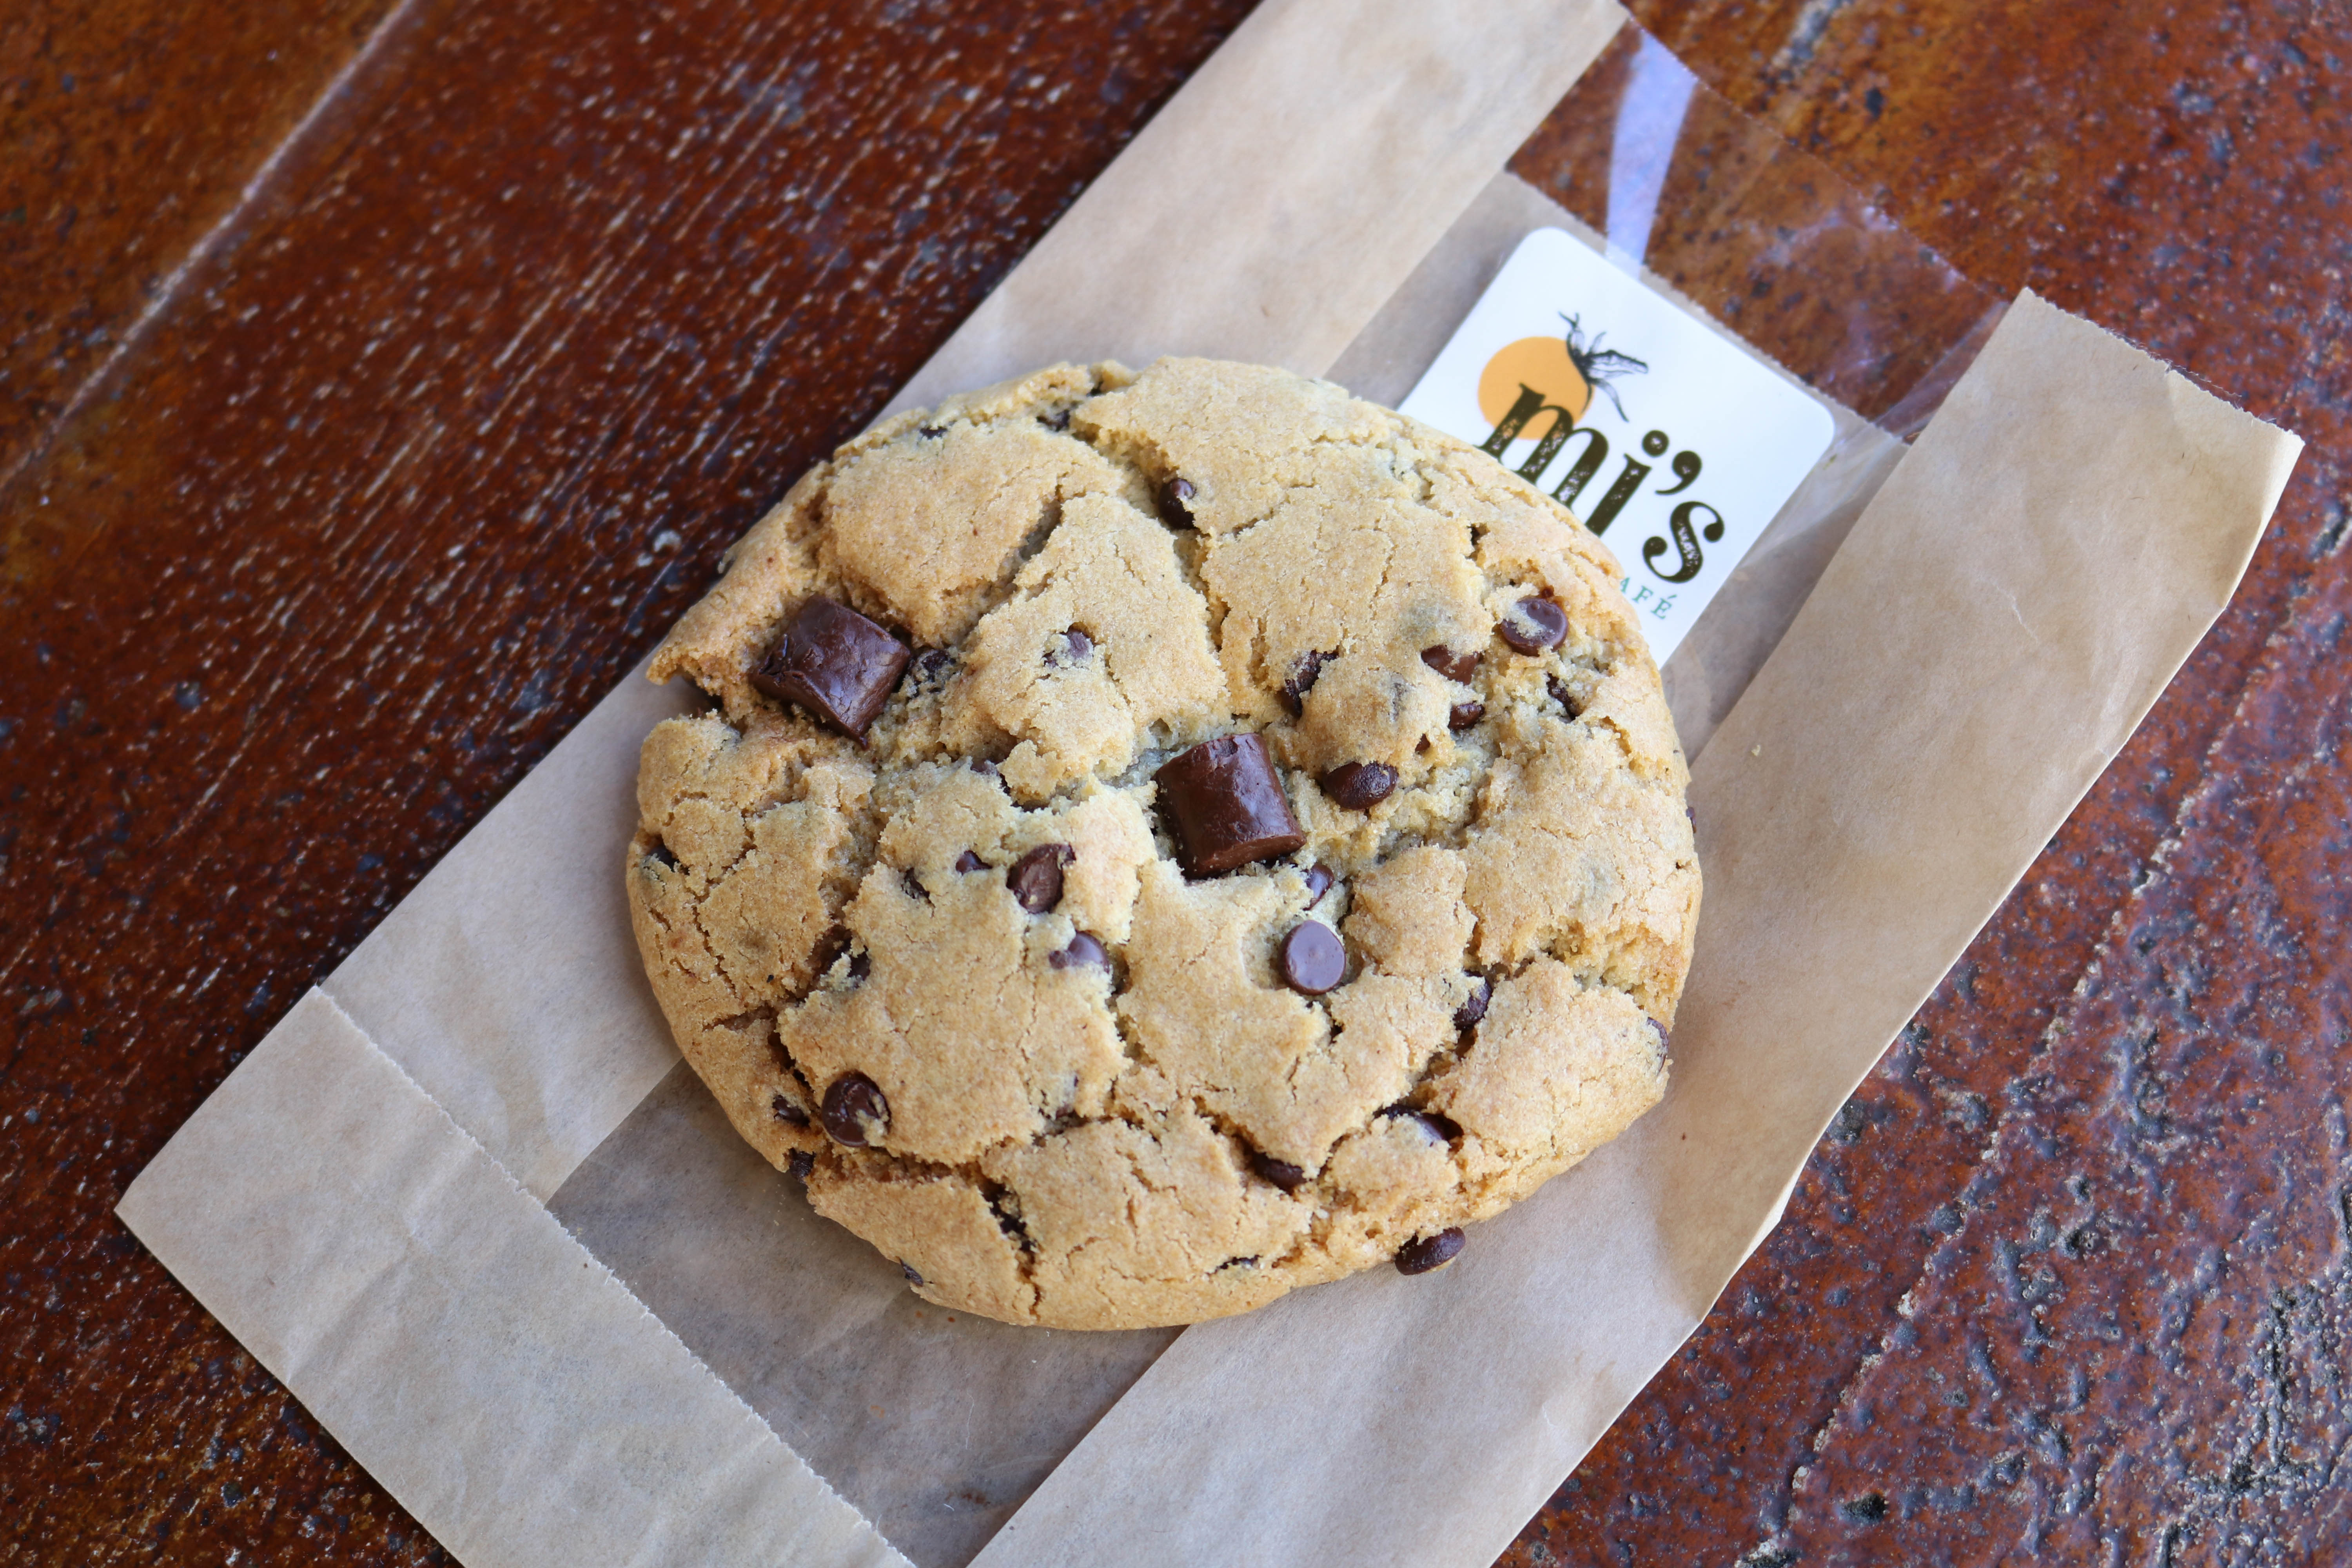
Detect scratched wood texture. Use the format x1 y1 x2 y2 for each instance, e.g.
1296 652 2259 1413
1 1 2345 1563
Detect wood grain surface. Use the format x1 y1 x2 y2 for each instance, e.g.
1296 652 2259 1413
1 2 2343 1564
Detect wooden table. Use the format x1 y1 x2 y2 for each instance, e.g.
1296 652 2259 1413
4 2 2343 1561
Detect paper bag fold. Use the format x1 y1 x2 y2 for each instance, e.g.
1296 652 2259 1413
120 991 908 1568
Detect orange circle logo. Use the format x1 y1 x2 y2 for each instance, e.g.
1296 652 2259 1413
1478 335 1593 427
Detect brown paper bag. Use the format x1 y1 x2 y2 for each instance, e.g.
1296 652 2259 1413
120 1 2302 1564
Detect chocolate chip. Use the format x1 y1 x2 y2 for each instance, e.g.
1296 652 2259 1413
1548 674 1582 718
1280 650 1333 716
1251 1150 1308 1192
986 1185 1031 1247
751 595 911 738
1278 921 1345 995
911 647 951 683
901 1262 924 1286
643 841 678 871
1395 1226 1465 1275
1321 761 1397 810
820 1073 888 1146
1157 475 1197 526
918 423 947 439
955 849 986 874
847 951 871 983
1008 843 1074 913
1051 931 1110 971
771 1093 811 1128
1650 1018 1671 1054
1048 626 1093 666
1421 645 1478 684
1498 595 1568 655
1386 1106 1461 1145
1042 407 1073 431
1303 863 1335 906
787 1149 815 1180
1448 701 1485 731
1154 733 1306 875
1453 976 1491 1032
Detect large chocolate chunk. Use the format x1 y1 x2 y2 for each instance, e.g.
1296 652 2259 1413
751 595 910 738
1154 733 1306 875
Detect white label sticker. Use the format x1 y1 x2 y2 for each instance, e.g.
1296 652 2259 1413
1399 227 1837 661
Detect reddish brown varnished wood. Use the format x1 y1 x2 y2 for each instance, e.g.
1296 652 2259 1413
1 1 2347 1564
0 0 403 486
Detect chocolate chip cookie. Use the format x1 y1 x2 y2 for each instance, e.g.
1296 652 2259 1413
628 357 1699 1331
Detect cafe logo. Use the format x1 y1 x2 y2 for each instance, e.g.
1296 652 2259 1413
1397 227 1838 660
1477 313 1646 425
1475 312 1722 587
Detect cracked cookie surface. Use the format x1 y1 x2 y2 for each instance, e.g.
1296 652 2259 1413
628 356 1699 1331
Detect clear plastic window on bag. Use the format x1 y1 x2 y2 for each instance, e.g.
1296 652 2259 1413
1332 26 2006 754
